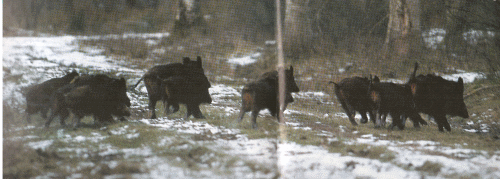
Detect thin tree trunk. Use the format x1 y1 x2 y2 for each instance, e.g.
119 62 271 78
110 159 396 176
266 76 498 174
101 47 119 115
383 0 422 59
284 0 312 59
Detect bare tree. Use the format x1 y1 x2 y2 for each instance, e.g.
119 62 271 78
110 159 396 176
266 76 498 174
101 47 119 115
172 0 206 37
284 0 313 59
383 0 422 59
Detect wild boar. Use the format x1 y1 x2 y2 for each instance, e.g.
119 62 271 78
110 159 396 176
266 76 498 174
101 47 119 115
133 56 207 119
407 63 469 131
23 70 79 123
368 79 428 130
329 76 379 125
46 74 131 127
237 66 300 129
160 73 212 119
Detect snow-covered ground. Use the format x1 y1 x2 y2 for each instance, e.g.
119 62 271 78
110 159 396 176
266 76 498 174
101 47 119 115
3 34 499 178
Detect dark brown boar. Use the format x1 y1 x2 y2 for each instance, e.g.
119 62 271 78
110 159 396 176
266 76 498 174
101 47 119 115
160 72 212 119
237 66 299 129
368 79 428 130
407 63 469 131
329 76 379 125
133 56 206 119
46 74 131 127
23 70 79 123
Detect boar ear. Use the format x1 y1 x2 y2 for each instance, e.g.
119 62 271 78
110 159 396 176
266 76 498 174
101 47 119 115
289 66 294 73
458 77 464 89
183 57 190 64
373 75 380 83
196 56 203 68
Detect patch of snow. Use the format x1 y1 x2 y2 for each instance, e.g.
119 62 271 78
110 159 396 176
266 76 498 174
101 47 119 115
209 84 240 100
26 140 54 150
293 91 329 99
381 79 405 84
278 142 422 179
140 117 238 135
422 28 496 49
226 53 261 66
442 72 485 83
422 28 446 49
265 40 276 45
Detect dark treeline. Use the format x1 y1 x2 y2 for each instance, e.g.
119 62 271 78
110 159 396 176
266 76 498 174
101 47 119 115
4 0 500 78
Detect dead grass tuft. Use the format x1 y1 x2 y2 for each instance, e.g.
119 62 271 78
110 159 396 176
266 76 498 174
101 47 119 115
416 161 443 175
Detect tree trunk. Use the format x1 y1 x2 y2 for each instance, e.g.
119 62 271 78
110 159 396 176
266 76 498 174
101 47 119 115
284 0 313 59
383 0 422 59
172 0 205 37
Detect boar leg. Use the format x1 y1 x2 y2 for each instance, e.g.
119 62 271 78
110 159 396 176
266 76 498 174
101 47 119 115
368 111 376 124
360 111 369 124
73 116 83 128
434 114 450 132
251 109 259 129
380 113 387 127
237 109 247 122
149 99 158 119
184 106 192 119
162 99 172 114
395 113 405 130
189 104 205 119
41 107 49 119
171 103 180 113
443 119 451 131
95 113 114 125
46 101 65 127
407 111 426 128
58 109 70 126
340 101 357 125
45 115 55 128
374 111 382 128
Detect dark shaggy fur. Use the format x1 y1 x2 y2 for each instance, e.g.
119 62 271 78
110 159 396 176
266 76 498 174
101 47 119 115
133 56 207 119
368 80 428 130
46 74 131 127
237 66 300 129
22 70 79 123
329 76 379 125
160 73 212 119
407 63 469 131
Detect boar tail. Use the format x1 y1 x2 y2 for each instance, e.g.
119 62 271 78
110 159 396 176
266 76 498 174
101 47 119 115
130 77 144 89
411 62 419 79
328 81 340 89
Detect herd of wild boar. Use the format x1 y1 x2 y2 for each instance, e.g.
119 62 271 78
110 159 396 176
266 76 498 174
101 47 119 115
22 56 469 132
